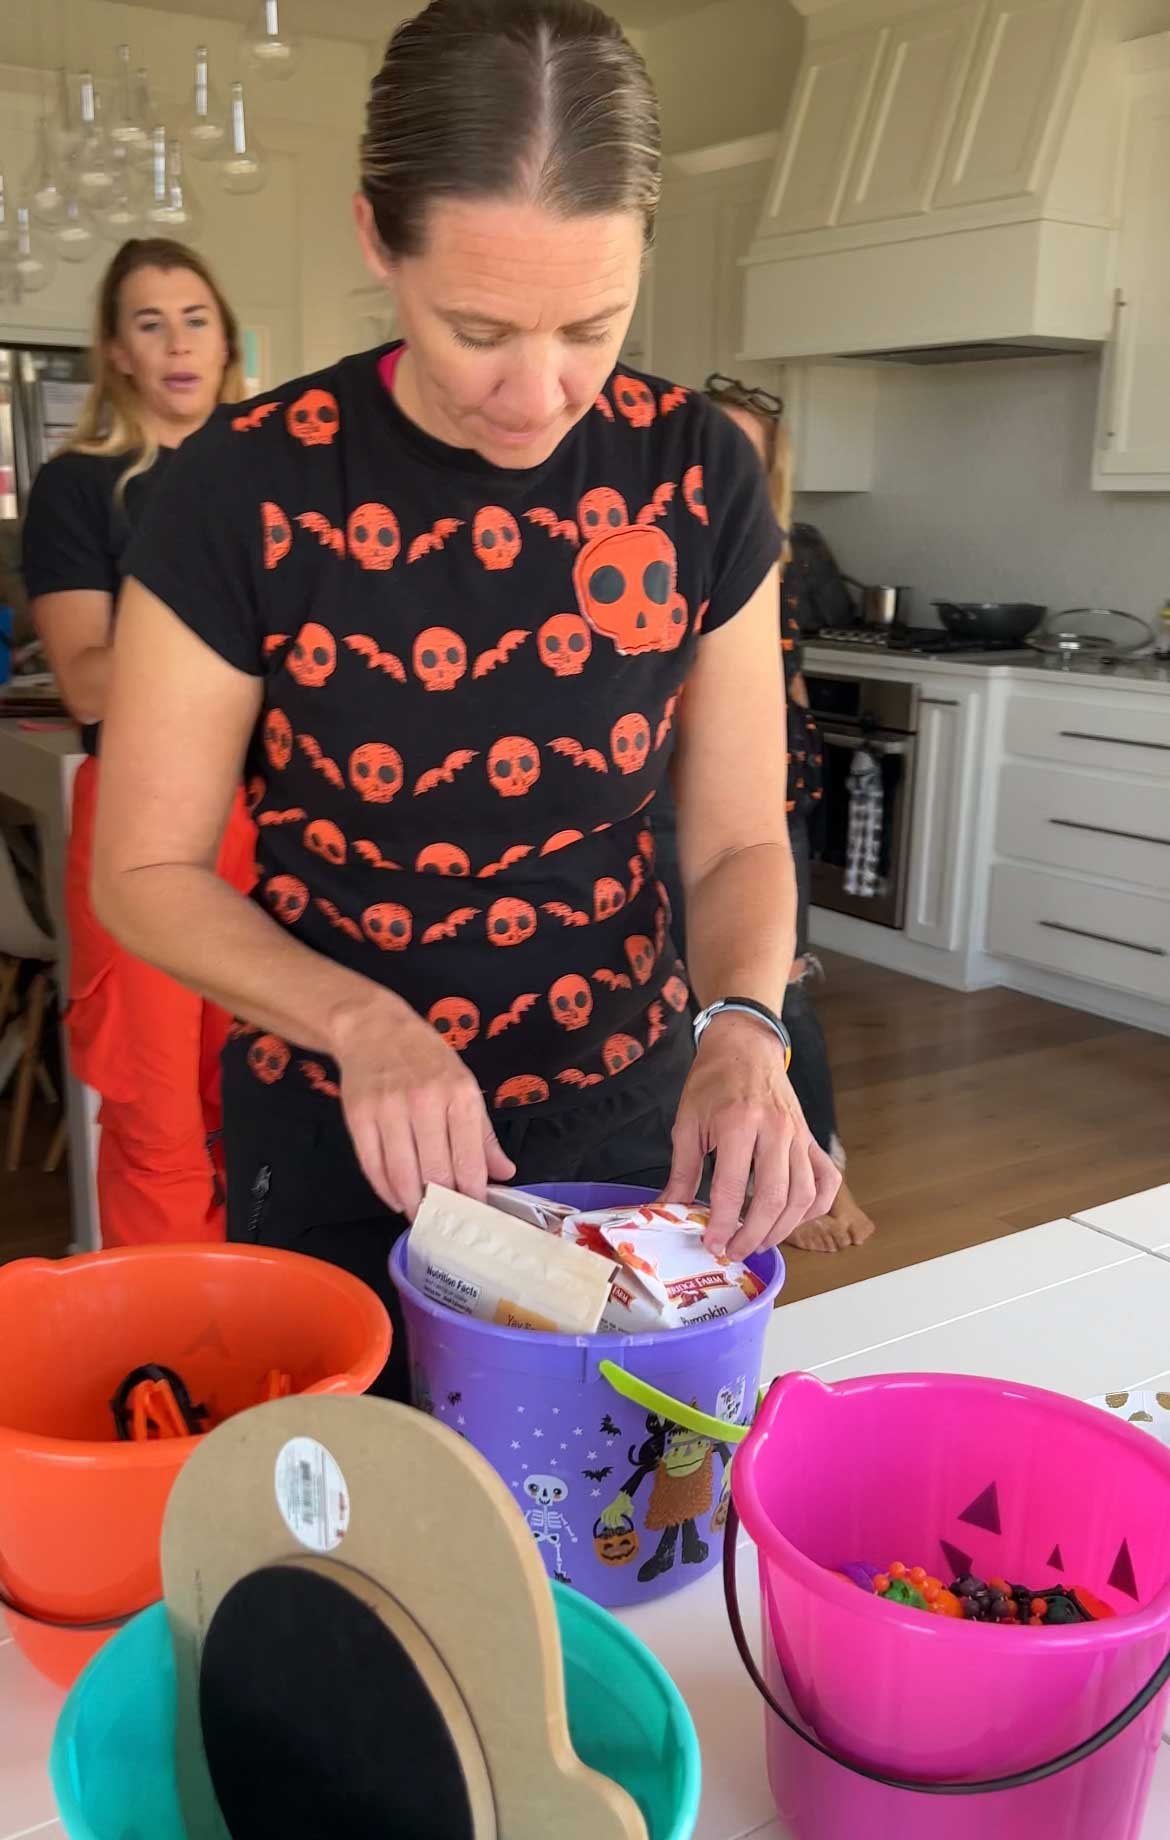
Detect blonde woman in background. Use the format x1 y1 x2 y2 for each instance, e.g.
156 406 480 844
22 238 256 1245
658 374 876 1253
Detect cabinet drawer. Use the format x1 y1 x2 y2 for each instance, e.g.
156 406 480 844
997 762 1170 894
987 863 1170 1000
1004 693 1170 779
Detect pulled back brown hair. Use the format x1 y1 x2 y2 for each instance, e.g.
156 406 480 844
361 0 661 258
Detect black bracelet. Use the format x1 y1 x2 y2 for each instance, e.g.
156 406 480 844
692 997 792 1066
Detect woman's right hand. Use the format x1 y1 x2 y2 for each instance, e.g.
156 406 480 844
330 992 515 1219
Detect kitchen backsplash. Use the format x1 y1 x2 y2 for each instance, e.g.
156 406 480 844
798 355 1170 629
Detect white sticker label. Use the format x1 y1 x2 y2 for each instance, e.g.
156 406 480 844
717 1376 747 1425
274 1436 350 1553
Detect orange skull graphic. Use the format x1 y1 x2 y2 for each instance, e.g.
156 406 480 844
413 627 467 692
347 502 400 570
264 875 308 925
348 742 403 804
537 613 592 677
487 898 537 948
664 593 689 652
361 902 412 951
428 997 480 1051
662 974 689 1013
578 486 629 536
287 624 336 689
304 819 346 865
573 525 678 656
263 707 292 771
472 505 521 570
548 974 593 1032
603 1033 644 1076
496 1074 550 1108
417 842 471 876
624 935 655 986
248 1034 290 1084
611 712 650 775
637 828 656 868
682 464 708 524
594 877 626 922
262 502 292 571
287 388 339 446
613 375 656 429
488 736 541 798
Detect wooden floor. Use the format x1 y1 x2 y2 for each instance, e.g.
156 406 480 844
3 953 1169 1290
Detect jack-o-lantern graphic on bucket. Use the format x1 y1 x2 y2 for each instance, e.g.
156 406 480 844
594 1512 640 1568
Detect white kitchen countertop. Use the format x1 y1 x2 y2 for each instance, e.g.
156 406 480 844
1073 1185 1170 1258
5 1192 1170 1840
803 642 1170 694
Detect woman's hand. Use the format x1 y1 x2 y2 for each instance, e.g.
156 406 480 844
663 1013 840 1258
331 992 515 1220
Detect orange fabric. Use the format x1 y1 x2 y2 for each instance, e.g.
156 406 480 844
65 757 257 1246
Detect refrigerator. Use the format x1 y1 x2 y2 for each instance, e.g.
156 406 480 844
0 344 90 521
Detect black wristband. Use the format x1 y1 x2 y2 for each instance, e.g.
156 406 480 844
692 997 792 1066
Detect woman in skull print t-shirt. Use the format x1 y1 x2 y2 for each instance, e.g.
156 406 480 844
95 0 838 1394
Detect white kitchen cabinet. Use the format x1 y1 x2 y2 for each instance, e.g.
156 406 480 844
782 361 877 492
839 1 983 226
904 681 983 949
988 861 1170 1001
997 760 1170 895
764 25 887 236
1092 52 1170 490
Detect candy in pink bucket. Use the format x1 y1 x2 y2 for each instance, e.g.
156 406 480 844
564 1201 766 1332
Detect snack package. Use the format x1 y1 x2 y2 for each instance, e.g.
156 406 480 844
563 1201 766 1332
406 1185 615 1335
484 1185 576 1232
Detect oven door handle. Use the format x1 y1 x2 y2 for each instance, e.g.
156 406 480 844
819 728 912 757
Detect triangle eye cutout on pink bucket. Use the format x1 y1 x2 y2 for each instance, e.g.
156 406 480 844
939 1539 973 1578
1107 1538 1140 1602
1047 1544 1065 1571
957 1481 1002 1534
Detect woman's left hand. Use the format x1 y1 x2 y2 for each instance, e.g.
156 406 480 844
662 1014 841 1258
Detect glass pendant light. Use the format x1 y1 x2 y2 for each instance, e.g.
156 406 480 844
74 72 117 208
0 175 16 262
53 194 99 263
49 68 82 167
184 46 228 161
107 44 152 160
243 0 299 79
97 150 145 242
14 206 56 294
219 82 266 194
144 130 201 236
23 112 69 228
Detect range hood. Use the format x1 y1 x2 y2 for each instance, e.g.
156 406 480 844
741 0 1123 365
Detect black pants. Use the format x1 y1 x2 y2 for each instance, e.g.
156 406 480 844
223 1029 692 1402
654 803 840 1157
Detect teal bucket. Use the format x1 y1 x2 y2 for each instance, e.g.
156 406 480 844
52 1592 700 1840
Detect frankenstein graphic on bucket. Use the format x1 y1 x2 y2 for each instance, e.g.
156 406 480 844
389 1183 784 1609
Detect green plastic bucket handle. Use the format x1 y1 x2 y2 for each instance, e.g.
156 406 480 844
598 1358 761 1443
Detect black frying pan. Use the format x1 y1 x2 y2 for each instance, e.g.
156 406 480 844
933 601 1047 641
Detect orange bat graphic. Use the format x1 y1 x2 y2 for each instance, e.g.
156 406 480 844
558 1068 604 1088
628 854 645 901
299 1059 341 1098
550 737 608 774
422 906 481 944
659 386 688 416
594 394 615 422
314 898 363 941
543 902 590 928
472 629 530 679
525 507 579 545
407 518 463 563
593 969 632 990
245 775 265 813
257 807 307 826
479 843 533 878
694 598 710 636
262 633 290 657
647 1000 666 1047
636 483 677 526
353 840 403 871
232 401 281 432
296 733 345 788
414 750 478 797
634 789 656 815
487 993 539 1038
343 634 407 681
655 694 679 751
296 511 346 556
228 1020 261 1039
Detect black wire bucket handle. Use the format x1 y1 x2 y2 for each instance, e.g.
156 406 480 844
722 1496 1170 1797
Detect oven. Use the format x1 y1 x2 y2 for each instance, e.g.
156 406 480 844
804 673 919 930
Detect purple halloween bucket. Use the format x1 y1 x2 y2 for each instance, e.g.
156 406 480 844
389 1183 784 1609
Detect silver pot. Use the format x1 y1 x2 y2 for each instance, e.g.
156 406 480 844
843 579 911 626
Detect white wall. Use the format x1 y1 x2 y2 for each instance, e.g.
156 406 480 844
798 356 1170 627
640 0 803 154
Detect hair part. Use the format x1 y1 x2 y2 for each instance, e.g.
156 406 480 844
66 237 243 500
362 0 661 259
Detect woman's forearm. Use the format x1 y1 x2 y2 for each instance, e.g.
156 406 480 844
58 644 114 726
93 862 407 1055
682 840 797 1014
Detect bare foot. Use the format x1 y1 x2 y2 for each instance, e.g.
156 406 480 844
788 1180 877 1254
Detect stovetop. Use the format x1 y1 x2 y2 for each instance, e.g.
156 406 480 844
811 625 1025 657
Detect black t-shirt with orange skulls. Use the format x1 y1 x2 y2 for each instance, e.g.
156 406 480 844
124 344 781 1116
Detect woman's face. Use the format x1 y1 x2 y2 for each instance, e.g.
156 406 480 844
109 265 230 439
358 195 643 470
